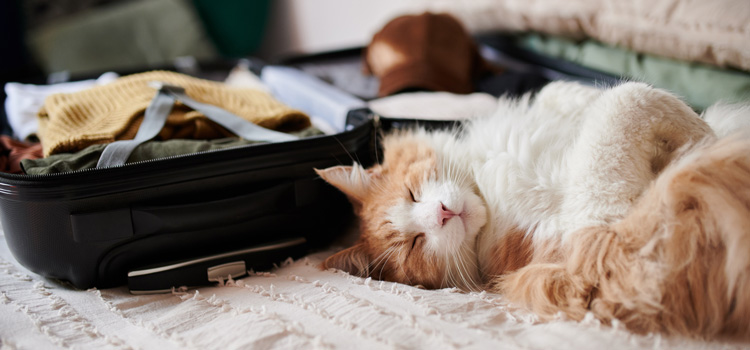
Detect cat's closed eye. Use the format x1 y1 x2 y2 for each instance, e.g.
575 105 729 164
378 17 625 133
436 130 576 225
410 233 425 251
408 188 418 202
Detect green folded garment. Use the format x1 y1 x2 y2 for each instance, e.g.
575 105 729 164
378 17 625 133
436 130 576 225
516 34 750 111
22 127 323 175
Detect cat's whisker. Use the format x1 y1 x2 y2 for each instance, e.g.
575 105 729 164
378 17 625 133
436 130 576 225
441 245 462 289
330 135 359 166
451 255 468 289
459 245 481 291
446 159 470 188
367 246 397 279
376 246 398 267
439 242 481 292
448 256 464 288
442 256 455 289
374 131 383 165
397 247 415 286
377 247 398 280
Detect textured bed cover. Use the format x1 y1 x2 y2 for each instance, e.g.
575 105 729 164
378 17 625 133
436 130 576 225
0 224 747 350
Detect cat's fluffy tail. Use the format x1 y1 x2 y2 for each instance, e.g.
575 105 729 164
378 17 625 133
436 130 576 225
629 129 750 337
497 130 750 338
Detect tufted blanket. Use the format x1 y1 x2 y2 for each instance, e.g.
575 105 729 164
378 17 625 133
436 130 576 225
1 223 747 350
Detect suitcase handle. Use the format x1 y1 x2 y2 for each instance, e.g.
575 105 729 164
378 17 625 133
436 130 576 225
127 237 307 294
71 180 316 242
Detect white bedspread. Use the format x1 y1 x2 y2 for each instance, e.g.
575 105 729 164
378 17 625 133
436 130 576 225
1 225 747 350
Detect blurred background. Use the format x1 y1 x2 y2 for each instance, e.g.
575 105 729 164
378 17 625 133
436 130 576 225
0 0 432 135
1 0 748 137
0 0 423 80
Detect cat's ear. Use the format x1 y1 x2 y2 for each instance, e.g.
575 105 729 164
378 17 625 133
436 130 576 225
321 243 371 277
315 163 376 204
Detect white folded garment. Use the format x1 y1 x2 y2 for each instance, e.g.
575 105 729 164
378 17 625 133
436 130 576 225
223 64 271 93
4 72 119 140
368 91 498 120
261 66 367 133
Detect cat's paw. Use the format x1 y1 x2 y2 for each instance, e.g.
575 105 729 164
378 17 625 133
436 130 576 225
491 263 591 321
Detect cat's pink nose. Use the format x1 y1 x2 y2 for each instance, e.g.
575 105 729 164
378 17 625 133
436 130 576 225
438 203 457 227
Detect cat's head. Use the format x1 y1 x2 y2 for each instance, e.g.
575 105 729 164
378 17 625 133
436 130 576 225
316 130 488 290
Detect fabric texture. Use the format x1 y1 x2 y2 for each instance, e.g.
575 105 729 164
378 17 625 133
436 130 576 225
0 136 43 174
408 0 750 72
295 55 381 100
37 70 311 156
22 127 323 175
364 12 490 97
261 66 366 134
517 34 750 111
223 65 338 135
0 224 744 350
224 64 272 93
368 91 499 120
4 72 119 141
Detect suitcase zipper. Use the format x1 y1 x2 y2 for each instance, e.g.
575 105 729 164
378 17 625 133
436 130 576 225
9 112 376 181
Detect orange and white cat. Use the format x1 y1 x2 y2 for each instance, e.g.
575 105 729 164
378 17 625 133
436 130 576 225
316 81 750 338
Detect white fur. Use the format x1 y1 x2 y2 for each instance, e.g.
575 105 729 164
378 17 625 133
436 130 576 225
701 102 750 138
414 81 715 276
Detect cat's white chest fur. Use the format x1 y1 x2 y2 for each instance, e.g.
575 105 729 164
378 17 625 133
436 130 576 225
428 81 712 274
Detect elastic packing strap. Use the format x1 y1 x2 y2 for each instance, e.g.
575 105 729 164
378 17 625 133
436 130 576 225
96 82 298 168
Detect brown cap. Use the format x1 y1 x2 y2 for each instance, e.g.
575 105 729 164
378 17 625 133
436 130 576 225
364 12 488 97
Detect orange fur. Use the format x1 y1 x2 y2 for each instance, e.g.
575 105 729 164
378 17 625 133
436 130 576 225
319 133 450 288
485 227 534 278
495 134 750 338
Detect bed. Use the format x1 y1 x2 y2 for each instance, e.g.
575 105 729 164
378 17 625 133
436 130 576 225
2 1 750 349
2 224 748 350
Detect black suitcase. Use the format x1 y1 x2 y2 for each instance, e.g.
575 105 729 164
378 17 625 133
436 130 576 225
0 62 377 293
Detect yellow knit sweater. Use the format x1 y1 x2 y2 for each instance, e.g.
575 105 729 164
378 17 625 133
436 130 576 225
37 71 310 156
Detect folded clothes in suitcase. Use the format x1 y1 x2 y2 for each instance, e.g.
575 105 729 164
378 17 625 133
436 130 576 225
0 63 375 293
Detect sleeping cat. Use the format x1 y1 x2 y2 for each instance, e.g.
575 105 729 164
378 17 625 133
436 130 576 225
316 81 750 338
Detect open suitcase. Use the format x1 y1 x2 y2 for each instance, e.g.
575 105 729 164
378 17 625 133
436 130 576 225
0 61 378 293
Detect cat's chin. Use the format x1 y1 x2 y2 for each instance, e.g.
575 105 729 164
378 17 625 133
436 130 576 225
425 219 470 253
